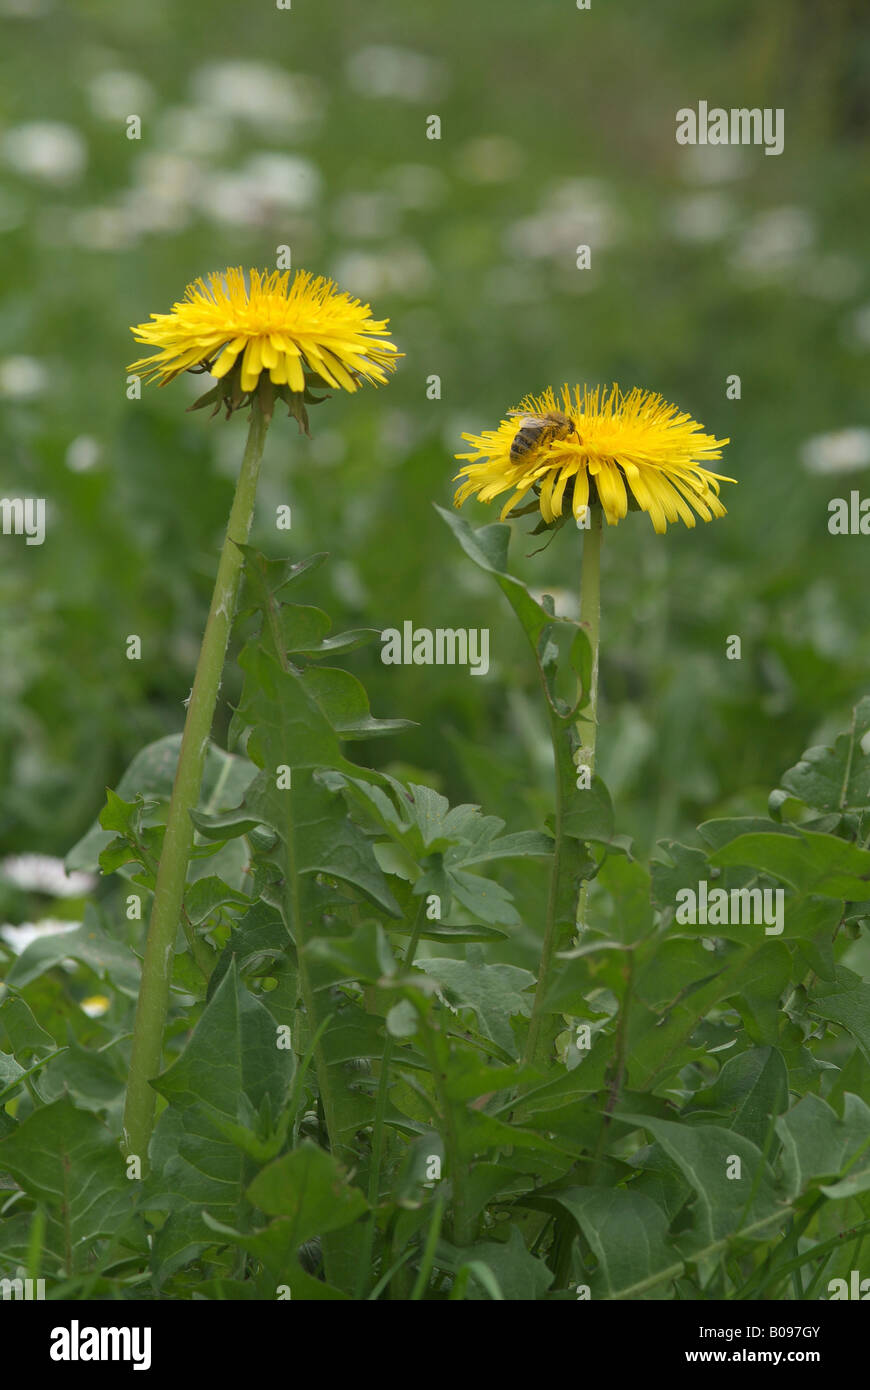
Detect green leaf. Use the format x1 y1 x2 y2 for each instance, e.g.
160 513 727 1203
153 960 293 1121
776 1091 870 1199
779 697 870 814
331 774 538 923
305 921 398 984
207 901 290 1000
247 1141 368 1237
416 948 534 1057
5 906 141 998
587 856 653 944
195 767 401 918
709 829 870 899
0 996 57 1060
66 735 257 874
200 1210 352 1300
651 840 711 911
697 817 802 852
560 774 615 844
301 665 413 740
0 1051 26 1102
807 970 870 1063
238 646 355 772
460 829 554 866
0 1096 133 1274
436 505 592 712
686 1046 789 1151
553 1188 682 1300
99 788 140 835
447 867 521 925
39 1037 127 1118
145 963 295 1282
627 938 790 1090
619 1113 786 1254
386 1001 419 1038
460 1227 552 1300
185 875 252 926
238 547 328 610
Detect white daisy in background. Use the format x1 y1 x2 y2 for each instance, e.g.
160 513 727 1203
1 853 96 897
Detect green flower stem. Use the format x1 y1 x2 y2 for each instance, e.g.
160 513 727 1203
355 899 428 1298
122 401 271 1163
264 593 344 1170
523 710 567 1068
574 503 602 932
421 1019 470 1249
263 545 361 1293
285 842 344 1166
523 504 603 1069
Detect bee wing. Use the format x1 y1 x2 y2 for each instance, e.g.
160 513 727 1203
507 411 541 424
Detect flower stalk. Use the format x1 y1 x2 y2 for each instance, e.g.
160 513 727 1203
122 400 271 1163
523 505 603 1068
575 503 602 931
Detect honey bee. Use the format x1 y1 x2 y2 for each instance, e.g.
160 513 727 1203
508 409 579 463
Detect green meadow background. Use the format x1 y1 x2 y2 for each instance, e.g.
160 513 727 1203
1 0 868 898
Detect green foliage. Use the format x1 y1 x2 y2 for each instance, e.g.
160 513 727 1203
2 533 869 1301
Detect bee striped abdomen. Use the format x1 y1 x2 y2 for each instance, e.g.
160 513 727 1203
508 409 578 463
510 424 554 462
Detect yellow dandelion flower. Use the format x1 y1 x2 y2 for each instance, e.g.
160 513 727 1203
128 267 400 395
454 384 735 534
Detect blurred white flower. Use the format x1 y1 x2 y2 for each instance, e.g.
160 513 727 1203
799 253 862 301
346 45 447 101
456 136 524 184
800 428 870 476
1 853 96 896
668 192 734 243
505 178 615 261
0 919 79 955
731 207 814 276
87 70 154 121
190 62 324 134
0 356 48 399
2 121 86 184
847 302 870 349
332 242 432 297
0 0 51 17
383 163 447 211
123 153 204 233
331 560 368 609
155 105 233 158
443 413 482 454
199 154 320 224
530 586 580 620
65 435 101 473
332 191 399 239
681 144 748 184
69 205 137 251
